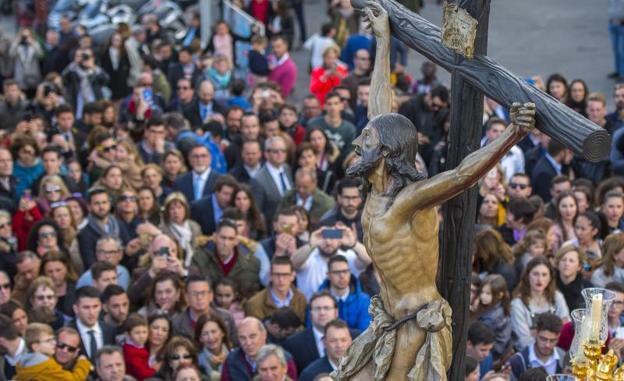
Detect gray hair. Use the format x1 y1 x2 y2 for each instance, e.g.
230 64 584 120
0 209 10 220
264 135 286 152
255 344 287 367
95 235 123 253
295 167 317 183
94 345 124 367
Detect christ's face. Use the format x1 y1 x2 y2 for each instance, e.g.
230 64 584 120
347 125 382 178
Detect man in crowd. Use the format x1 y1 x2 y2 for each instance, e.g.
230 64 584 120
54 327 82 371
139 117 174 165
278 168 335 226
77 235 130 290
221 317 297 381
183 80 225 127
507 173 533 200
191 174 237 235
506 313 565 378
307 91 356 161
255 344 292 381
229 140 264 183
101 285 130 332
318 255 370 331
90 261 119 293
531 140 573 203
245 256 307 323
95 346 134 381
0 314 27 379
299 319 353 381
70 286 117 361
318 178 363 241
466 321 496 377
268 35 297 98
261 206 302 259
77 188 130 269
174 143 221 202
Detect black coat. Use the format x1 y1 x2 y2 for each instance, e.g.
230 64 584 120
299 357 333 381
67 320 117 361
182 99 227 128
531 155 558 203
190 195 218 235
167 63 201 90
77 217 130 269
100 48 131 100
282 328 320 372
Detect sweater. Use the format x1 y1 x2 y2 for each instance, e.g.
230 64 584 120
268 56 297 98
15 353 91 381
123 342 156 381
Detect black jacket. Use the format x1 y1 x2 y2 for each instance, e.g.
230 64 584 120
77 217 130 269
299 357 333 381
190 195 218 235
182 99 227 128
67 320 117 361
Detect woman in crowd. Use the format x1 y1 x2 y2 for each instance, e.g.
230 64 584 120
473 228 516 291
554 244 593 311
160 193 202 268
40 252 77 318
573 183 593 214
565 79 589 116
570 211 603 266
24 276 67 330
11 134 44 199
115 188 141 240
600 190 624 235
27 220 65 258
149 336 201 381
512 229 547 279
142 164 172 205
138 186 162 226
510 256 570 351
49 203 82 273
147 314 173 372
550 191 579 243
592 232 624 286
139 272 186 318
0 299 29 336
195 314 232 379
0 210 17 278
97 164 133 201
477 193 502 229
66 195 89 231
310 45 348 105
234 184 267 241
161 150 187 189
100 32 131 100
36 175 71 215
546 73 568 103
296 142 336 194
115 138 145 190
67 159 90 195
305 126 341 178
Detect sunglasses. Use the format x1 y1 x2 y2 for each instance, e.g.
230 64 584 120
102 145 117 153
169 354 193 361
0 283 10 290
119 195 137 202
0 222 11 229
509 182 529 190
46 187 61 194
39 231 57 239
57 342 78 352
35 294 56 301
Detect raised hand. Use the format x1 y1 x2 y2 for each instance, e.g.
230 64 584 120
363 1 390 39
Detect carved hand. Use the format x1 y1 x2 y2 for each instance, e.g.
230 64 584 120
363 1 390 39
510 102 536 134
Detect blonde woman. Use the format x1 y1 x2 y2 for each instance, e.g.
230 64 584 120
115 137 145 189
37 175 71 214
49 203 83 274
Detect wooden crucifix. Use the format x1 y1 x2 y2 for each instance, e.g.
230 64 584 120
336 0 611 380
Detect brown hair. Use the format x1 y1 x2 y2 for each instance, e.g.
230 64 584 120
512 229 547 258
194 313 232 350
477 274 511 316
513 256 557 305
597 233 624 277
554 244 587 272
474 228 514 272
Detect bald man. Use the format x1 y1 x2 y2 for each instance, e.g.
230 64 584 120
183 80 226 128
221 317 298 381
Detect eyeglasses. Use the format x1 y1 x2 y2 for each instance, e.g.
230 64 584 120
35 294 56 301
39 231 57 239
98 249 121 257
0 283 10 290
39 337 56 344
311 306 335 312
169 354 193 361
57 342 78 352
46 187 61 194
119 195 137 202
509 182 529 190
0 222 11 229
268 148 287 154
102 145 117 153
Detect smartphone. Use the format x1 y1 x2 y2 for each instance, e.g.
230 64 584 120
23 189 31 201
142 88 154 105
156 247 170 257
322 229 343 239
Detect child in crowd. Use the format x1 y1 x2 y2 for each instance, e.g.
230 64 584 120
123 313 158 381
512 229 547 279
248 35 270 86
472 274 512 360
213 278 245 326
227 79 252 111
15 323 91 381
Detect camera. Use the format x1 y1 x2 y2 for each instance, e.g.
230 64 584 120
81 52 91 61
156 247 170 257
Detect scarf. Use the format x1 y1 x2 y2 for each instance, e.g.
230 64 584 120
87 213 120 238
207 68 232 89
73 64 96 105
169 221 194 267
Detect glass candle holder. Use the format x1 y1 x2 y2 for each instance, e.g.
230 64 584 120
582 287 617 343
569 308 590 361
545 375 577 381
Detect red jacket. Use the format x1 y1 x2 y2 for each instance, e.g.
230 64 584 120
309 64 348 106
123 342 156 381
13 205 42 251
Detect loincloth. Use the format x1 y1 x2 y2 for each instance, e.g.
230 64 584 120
331 295 453 381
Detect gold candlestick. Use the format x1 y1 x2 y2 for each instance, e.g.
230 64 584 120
595 349 619 380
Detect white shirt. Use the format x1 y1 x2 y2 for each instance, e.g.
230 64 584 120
76 319 103 358
266 162 290 196
5 338 26 366
296 193 314 211
297 248 366 300
243 163 261 179
312 326 325 357
304 34 336 69
528 342 559 375
193 168 212 198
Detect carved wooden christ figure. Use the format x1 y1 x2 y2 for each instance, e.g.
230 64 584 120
331 2 536 380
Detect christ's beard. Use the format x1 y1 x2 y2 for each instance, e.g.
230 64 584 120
346 147 382 178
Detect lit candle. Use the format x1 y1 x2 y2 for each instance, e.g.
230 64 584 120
590 293 603 341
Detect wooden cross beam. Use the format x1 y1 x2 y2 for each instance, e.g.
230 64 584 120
352 0 611 162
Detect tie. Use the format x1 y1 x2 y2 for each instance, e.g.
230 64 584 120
193 175 203 200
279 172 289 195
200 104 207 122
88 329 97 359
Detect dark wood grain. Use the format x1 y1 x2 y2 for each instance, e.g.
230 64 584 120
437 0 490 379
353 0 610 161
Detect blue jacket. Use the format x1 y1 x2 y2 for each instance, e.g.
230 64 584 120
13 160 44 199
176 130 228 174
317 276 371 331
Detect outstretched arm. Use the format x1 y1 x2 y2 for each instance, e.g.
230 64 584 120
391 103 536 218
365 1 392 118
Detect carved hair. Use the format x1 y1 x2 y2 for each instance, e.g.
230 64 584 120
369 113 426 200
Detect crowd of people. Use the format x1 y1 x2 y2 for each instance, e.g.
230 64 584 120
0 0 620 381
